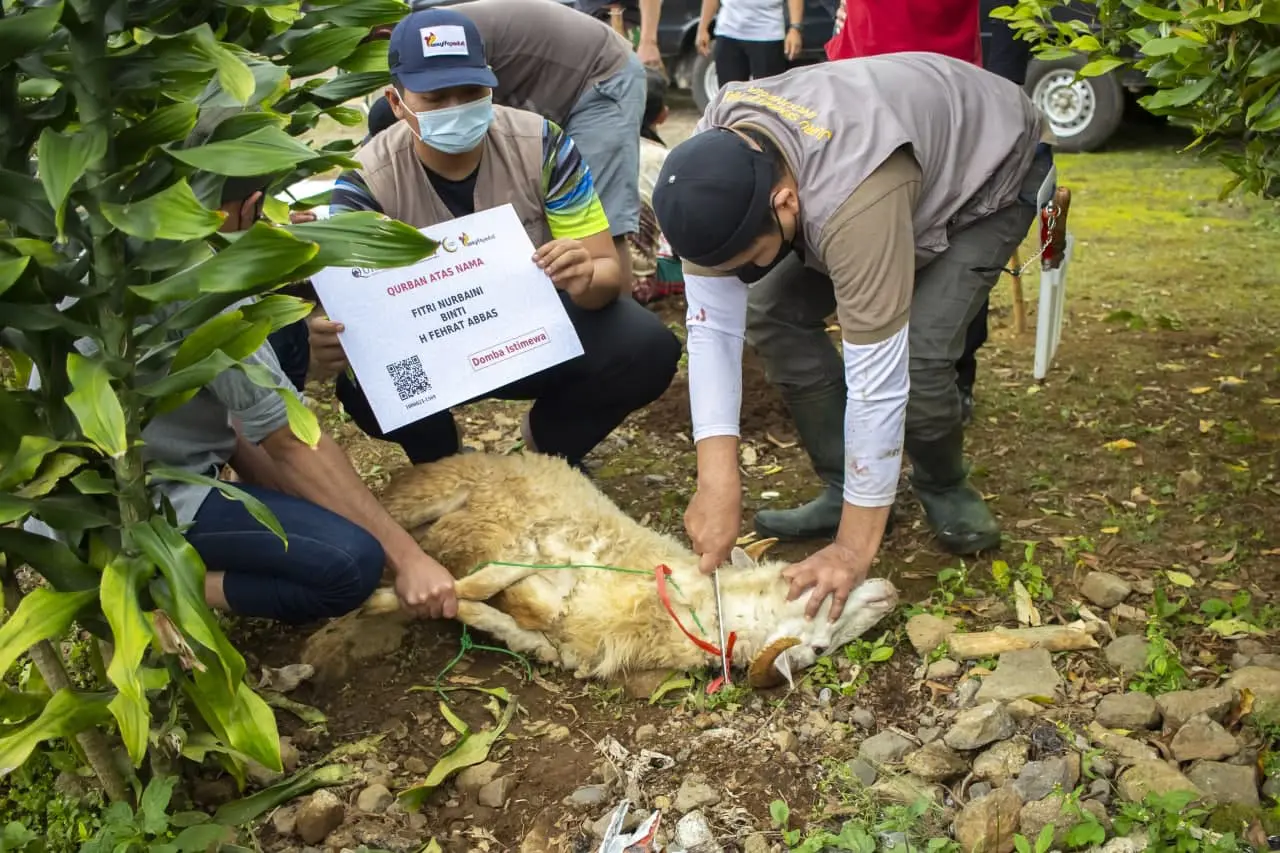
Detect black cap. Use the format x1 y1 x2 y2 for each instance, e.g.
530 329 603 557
652 127 776 268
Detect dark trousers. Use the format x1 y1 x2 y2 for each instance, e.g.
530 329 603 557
268 322 311 392
713 36 788 84
187 484 384 624
337 292 681 466
956 297 988 393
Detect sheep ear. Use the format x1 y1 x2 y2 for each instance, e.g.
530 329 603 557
743 537 778 562
729 546 755 570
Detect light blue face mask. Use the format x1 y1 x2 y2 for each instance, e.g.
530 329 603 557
411 95 494 155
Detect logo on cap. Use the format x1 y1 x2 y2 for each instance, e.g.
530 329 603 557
420 25 469 57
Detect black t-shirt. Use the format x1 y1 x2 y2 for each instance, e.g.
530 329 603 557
423 164 479 218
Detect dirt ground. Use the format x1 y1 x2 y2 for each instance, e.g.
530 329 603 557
229 105 1280 851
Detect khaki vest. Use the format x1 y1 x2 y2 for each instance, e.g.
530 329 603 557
357 104 551 247
698 52 1047 268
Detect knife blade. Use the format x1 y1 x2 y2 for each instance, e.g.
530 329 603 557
712 570 730 683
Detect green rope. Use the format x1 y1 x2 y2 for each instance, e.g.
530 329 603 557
431 559 711 695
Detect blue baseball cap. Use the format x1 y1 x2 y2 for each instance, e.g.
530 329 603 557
388 8 499 94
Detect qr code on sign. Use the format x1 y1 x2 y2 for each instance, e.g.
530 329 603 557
386 355 432 401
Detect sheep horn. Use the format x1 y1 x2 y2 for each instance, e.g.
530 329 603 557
742 537 779 562
747 636 802 688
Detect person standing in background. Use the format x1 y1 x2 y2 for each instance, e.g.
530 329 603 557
695 0 804 86
575 0 666 71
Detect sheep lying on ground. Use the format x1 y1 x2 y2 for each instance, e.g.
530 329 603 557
362 452 899 688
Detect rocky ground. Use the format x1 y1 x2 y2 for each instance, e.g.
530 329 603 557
199 104 1280 853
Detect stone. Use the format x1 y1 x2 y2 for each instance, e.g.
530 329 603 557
356 784 394 814
301 612 409 686
860 731 916 766
904 742 969 783
845 757 878 786
973 738 1030 786
1250 653 1280 671
944 703 1017 751
675 774 721 813
634 723 658 744
1089 756 1117 779
953 786 1024 853
850 706 878 729
954 678 983 708
456 761 502 792
1170 714 1240 762
1104 635 1151 674
1185 761 1260 807
1262 774 1280 800
744 834 771 853
564 785 610 808
1086 721 1160 765
1156 686 1235 731
271 806 297 837
1095 693 1162 730
975 649 1063 704
674 810 722 853
1018 793 1070 845
907 613 960 655
1087 778 1112 804
1117 760 1201 803
771 729 799 753
969 782 993 800
928 659 962 679
871 775 942 805
917 726 943 745
1013 754 1081 802
478 775 514 808
296 790 345 844
1080 572 1133 608
1005 700 1042 722
1224 666 1280 707
403 757 428 775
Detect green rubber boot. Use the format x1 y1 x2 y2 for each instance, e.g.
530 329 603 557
754 387 895 541
906 425 1001 555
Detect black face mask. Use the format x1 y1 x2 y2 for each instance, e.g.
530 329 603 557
732 197 793 284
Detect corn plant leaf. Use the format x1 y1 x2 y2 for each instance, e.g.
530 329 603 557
0 688 112 777
114 102 201 162
36 126 108 240
166 125 326 177
0 1 64 69
0 494 33 526
0 528 98 592
100 557 156 766
192 28 256 105
0 434 61 491
0 685 47 723
280 390 320 448
170 310 271 374
284 212 441 269
100 180 226 241
130 222 319 302
213 763 351 825
0 255 30 298
282 26 370 77
239 294 315 332
399 691 516 810
131 517 246 692
17 453 88 499
64 353 129 459
147 465 285 545
0 588 96 679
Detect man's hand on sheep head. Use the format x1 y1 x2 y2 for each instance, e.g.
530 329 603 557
780 541 869 622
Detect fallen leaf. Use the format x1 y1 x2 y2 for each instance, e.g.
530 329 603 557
765 432 797 449
1101 526 1120 535
760 464 784 476
1199 419 1216 433
1165 570 1196 588
1261 548 1280 557
400 692 517 810
1202 545 1237 565
1215 375 1246 387
446 674 486 685
1189 386 1213 395
1206 619 1267 638
1156 363 1187 372
1013 580 1041 627
1261 398 1280 406
740 445 759 466
649 672 694 704
530 671 562 694
1102 439 1136 451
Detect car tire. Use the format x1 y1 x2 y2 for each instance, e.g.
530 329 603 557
691 48 719 112
1024 55 1124 153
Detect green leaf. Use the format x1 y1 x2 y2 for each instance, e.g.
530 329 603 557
0 587 96 679
262 691 327 724
132 517 246 692
1143 75 1218 111
0 528 98 592
1 238 62 268
64 352 129 459
284 212 441 269
769 798 790 828
281 390 320 448
0 434 61 491
338 40 390 73
648 672 694 704
114 102 201 161
0 255 30 298
0 688 111 777
0 1 64 69
0 168 57 239
171 310 270 374
194 32 256 105
1078 57 1127 77
0 494 34 525
148 465 286 545
36 127 108 240
130 223 320 302
100 180 226 241
139 775 178 835
100 557 156 766
240 294 315 332
284 26 371 77
171 824 234 853
213 764 351 825
1140 36 1203 57
399 691 516 810
868 645 894 663
17 453 87 499
1133 3 1184 21
167 125 325 177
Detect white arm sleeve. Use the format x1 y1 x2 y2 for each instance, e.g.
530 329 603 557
684 273 748 442
841 325 910 507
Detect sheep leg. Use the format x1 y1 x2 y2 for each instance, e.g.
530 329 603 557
456 600 560 665
454 562 551 602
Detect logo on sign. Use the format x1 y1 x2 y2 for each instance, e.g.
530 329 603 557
351 267 377 279
459 232 496 247
420 25 469 57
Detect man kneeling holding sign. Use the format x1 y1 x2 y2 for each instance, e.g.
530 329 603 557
315 9 680 467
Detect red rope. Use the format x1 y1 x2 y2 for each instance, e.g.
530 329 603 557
654 565 737 694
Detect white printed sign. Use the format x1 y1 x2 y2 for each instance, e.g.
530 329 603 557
310 204 585 433
420 25 470 57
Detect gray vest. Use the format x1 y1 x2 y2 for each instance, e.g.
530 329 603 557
698 52 1047 268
